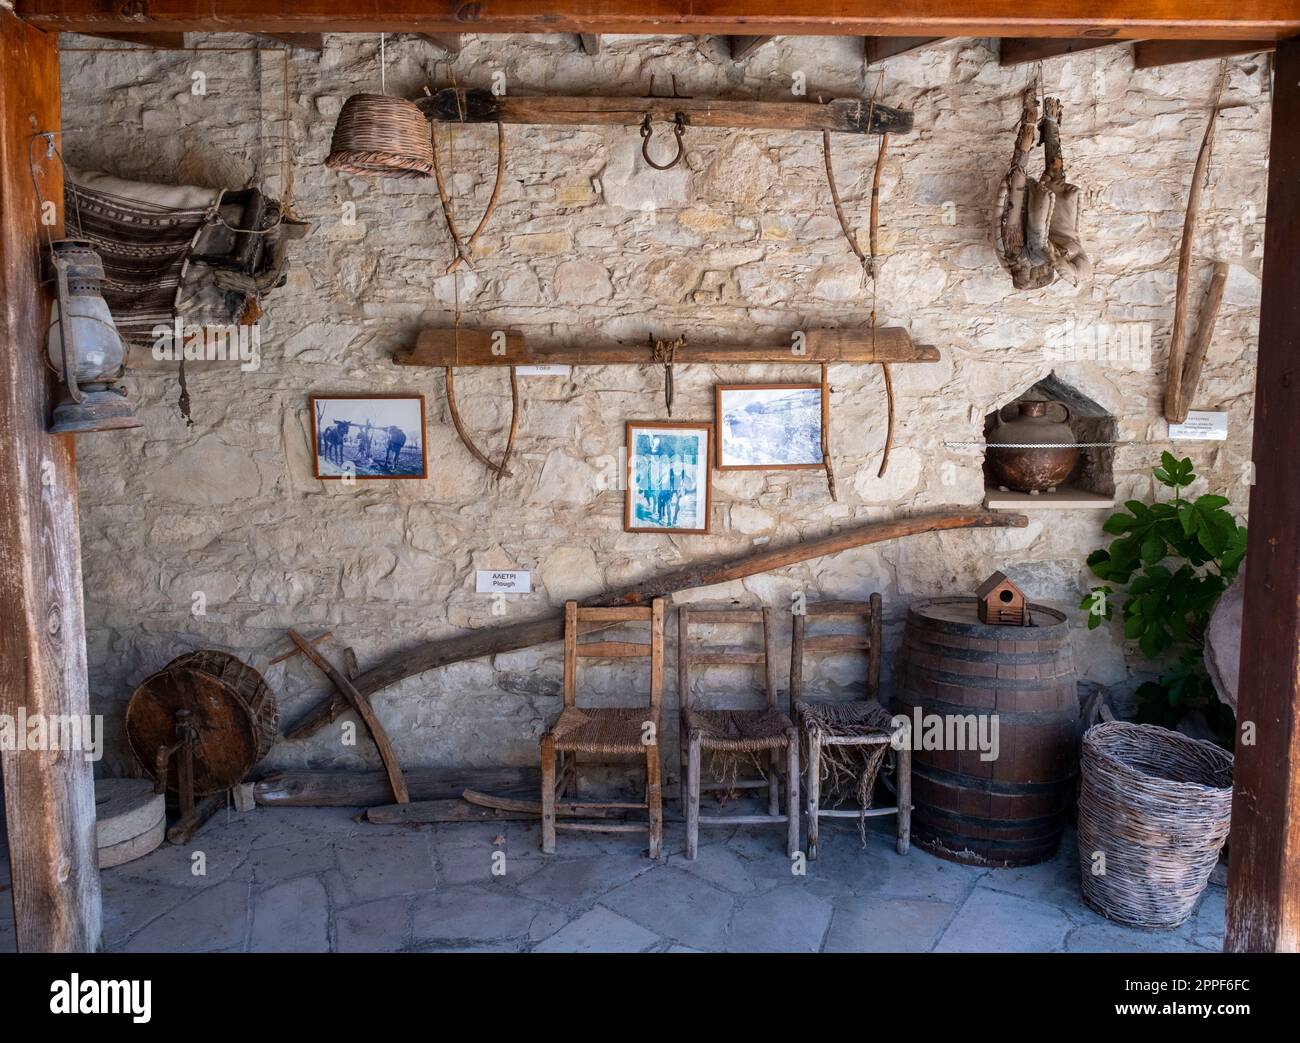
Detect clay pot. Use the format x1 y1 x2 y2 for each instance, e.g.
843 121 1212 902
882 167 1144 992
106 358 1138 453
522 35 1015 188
986 400 1079 493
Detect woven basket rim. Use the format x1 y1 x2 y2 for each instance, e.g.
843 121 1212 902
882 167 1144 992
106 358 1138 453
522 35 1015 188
1083 720 1232 795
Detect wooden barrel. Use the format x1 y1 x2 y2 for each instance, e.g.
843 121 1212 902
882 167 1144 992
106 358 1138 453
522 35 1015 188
894 597 1079 867
126 650 278 796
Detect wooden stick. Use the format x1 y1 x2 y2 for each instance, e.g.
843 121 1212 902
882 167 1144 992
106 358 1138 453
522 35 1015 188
285 510 1027 740
366 799 537 825
1175 260 1231 423
428 123 476 270
417 89 913 135
255 767 537 807
446 121 506 275
166 793 226 845
443 364 517 478
269 629 332 664
399 326 938 367
1165 68 1226 423
287 628 410 804
461 789 632 818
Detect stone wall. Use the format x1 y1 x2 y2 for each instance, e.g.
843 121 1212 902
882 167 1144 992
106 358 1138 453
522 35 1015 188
61 34 1267 779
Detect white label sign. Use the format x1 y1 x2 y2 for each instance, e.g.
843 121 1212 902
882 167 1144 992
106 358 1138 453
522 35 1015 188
476 570 531 594
1169 410 1228 441
515 365 571 377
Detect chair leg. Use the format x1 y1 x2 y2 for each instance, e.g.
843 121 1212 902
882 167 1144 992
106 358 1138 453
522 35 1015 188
806 731 821 861
646 741 663 860
540 735 557 854
564 751 578 798
767 747 780 817
680 726 689 820
786 737 800 859
896 741 912 856
685 731 701 860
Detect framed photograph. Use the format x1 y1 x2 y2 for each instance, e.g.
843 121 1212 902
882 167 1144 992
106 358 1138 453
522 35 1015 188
625 421 713 534
715 383 824 470
310 395 427 479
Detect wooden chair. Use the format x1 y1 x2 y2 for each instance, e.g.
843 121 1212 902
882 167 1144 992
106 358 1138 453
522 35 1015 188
678 606 799 859
540 599 665 857
791 594 911 860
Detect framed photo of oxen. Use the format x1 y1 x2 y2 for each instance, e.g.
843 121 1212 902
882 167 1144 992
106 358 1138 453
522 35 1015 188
625 421 713 534
310 395 427 480
714 383 824 470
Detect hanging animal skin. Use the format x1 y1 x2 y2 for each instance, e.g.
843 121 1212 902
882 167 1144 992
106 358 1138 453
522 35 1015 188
996 91 1092 290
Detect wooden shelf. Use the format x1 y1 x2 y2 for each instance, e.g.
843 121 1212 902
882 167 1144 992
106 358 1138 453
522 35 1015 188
983 487 1115 510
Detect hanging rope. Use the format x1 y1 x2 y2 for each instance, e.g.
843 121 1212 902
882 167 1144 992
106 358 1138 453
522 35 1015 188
435 83 520 481
822 80 895 480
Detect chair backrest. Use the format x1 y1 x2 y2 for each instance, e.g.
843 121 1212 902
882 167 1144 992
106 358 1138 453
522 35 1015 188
789 594 883 703
563 599 665 718
677 607 778 712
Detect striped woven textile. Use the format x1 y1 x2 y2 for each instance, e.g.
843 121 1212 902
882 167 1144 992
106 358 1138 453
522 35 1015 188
64 167 279 344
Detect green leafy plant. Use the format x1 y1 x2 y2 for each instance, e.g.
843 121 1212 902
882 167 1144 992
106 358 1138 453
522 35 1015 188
1080 452 1245 742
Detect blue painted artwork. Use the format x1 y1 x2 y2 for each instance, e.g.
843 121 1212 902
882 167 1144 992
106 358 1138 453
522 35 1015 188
718 386 822 468
628 427 710 532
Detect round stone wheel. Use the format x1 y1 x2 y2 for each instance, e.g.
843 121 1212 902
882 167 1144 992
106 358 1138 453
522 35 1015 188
95 777 165 848
98 815 166 869
126 650 278 796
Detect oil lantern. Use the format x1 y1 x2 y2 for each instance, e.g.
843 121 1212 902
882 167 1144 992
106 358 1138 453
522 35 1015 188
45 239 140 433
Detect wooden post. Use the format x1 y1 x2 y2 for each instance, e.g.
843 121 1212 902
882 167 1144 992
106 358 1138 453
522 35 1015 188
1225 34 1300 954
0 12 102 952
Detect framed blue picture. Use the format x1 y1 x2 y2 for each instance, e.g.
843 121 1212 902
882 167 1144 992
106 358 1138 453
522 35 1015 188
715 383 824 470
624 421 713 534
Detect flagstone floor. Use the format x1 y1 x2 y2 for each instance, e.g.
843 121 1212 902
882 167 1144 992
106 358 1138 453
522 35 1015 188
0 805 1225 953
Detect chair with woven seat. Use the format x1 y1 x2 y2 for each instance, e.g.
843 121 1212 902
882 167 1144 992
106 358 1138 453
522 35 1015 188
791 594 911 860
678 606 799 859
540 599 665 857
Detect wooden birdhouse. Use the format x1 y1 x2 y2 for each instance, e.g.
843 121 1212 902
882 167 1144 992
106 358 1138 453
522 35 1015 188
976 571 1029 626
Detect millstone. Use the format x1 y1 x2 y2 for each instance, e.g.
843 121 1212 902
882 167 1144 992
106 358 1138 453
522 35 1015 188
97 814 166 869
95 777 166 848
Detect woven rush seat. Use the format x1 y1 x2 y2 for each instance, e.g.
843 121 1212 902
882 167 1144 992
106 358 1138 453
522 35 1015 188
796 700 894 742
684 707 796 752
550 706 651 755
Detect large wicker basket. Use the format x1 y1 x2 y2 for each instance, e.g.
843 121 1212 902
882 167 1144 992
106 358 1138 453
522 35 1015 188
326 93 434 179
1077 721 1232 929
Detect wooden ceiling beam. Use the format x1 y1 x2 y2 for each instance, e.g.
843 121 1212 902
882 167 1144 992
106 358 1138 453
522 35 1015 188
999 36 1127 65
865 37 947 63
255 32 325 51
15 3 1300 42
420 33 462 55
74 31 188 49
727 35 775 60
1134 39 1276 67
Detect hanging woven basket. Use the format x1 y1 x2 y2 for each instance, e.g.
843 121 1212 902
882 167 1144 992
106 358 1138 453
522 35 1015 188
1077 721 1232 929
326 93 434 179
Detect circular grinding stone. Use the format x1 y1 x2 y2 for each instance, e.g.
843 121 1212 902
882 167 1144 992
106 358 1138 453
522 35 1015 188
97 814 165 869
95 777 166 848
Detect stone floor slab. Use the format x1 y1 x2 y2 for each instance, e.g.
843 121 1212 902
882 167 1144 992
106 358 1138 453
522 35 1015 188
601 867 735 951
250 875 330 953
825 896 955 953
728 887 834 952
534 906 661 953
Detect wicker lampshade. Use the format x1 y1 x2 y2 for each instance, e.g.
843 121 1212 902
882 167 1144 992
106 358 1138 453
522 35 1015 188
326 93 434 179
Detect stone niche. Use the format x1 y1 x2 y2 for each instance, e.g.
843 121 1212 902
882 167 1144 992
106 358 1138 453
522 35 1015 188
982 374 1116 510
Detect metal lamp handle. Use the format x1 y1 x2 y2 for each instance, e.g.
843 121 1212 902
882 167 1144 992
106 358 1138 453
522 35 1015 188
52 256 85 404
